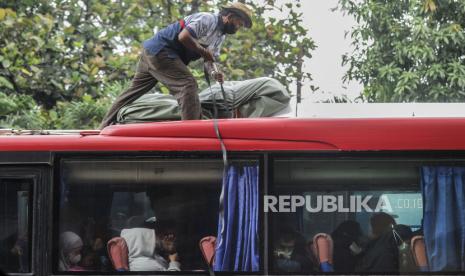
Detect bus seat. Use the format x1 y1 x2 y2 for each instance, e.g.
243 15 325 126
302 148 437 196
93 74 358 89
411 235 428 272
311 233 334 272
107 237 129 272
199 236 216 267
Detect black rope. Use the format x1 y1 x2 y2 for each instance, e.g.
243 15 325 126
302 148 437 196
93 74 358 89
204 63 229 168
204 63 230 276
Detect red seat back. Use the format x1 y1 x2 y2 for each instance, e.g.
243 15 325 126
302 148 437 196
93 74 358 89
411 235 428 271
107 237 129 271
311 233 334 265
199 236 216 267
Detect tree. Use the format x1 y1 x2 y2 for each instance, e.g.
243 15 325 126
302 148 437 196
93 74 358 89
339 0 465 102
0 0 166 109
0 0 315 129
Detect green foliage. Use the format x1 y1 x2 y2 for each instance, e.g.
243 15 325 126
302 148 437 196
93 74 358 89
0 81 128 129
0 92 44 129
0 0 156 109
339 0 465 102
53 81 126 129
0 92 35 117
0 0 314 129
216 0 314 91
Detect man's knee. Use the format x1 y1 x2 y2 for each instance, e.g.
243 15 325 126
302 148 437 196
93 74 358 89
171 76 198 99
176 79 201 120
183 76 198 91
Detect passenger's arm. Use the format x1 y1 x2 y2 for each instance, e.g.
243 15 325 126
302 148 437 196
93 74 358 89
167 253 181 271
178 29 214 62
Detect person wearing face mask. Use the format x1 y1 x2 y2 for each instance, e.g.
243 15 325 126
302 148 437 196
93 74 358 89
58 231 86 271
100 2 253 128
273 227 316 273
331 220 365 273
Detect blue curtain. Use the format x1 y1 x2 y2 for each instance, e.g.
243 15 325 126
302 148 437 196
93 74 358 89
214 164 260 272
421 166 465 271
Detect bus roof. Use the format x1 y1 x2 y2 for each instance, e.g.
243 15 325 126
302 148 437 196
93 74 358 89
288 103 465 118
1 117 465 152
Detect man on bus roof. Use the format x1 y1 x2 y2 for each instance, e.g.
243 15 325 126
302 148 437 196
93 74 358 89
100 2 253 129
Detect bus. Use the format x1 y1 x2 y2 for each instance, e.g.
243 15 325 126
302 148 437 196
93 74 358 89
1 117 465 275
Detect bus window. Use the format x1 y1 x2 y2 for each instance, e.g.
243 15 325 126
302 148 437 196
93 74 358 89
269 159 423 274
56 159 223 273
0 178 33 273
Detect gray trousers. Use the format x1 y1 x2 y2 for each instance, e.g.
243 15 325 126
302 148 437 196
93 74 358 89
100 49 201 129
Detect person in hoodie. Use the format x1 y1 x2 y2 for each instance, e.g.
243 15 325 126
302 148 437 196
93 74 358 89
120 218 180 271
332 220 365 273
58 231 86 271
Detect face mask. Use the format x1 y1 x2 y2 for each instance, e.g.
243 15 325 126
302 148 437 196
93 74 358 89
69 254 81 265
349 242 362 255
223 22 238 34
275 249 293 259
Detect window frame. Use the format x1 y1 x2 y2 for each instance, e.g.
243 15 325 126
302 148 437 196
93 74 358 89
1 145 464 276
266 151 465 275
0 166 47 276
51 152 265 275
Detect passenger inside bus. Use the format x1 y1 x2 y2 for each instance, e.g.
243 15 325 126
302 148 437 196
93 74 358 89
273 226 317 273
331 220 365 273
0 181 31 274
59 204 112 271
355 212 399 272
270 191 424 274
58 231 86 271
0 231 28 273
56 159 266 272
120 217 181 271
58 162 221 272
79 217 109 270
145 185 220 270
394 224 418 273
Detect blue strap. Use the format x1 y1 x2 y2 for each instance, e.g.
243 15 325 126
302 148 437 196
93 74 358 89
320 261 334 272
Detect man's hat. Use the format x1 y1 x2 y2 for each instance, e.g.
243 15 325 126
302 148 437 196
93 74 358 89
222 2 253 28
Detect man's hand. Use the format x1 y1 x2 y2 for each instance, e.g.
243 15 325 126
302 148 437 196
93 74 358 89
206 61 224 84
214 71 224 84
168 253 179 262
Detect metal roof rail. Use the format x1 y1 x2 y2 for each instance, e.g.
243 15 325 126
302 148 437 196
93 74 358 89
0 129 100 136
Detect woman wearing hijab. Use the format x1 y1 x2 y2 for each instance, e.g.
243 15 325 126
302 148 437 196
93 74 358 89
58 231 85 271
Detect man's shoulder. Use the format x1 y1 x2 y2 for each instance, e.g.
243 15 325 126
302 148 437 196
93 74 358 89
189 11 216 17
185 12 217 23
